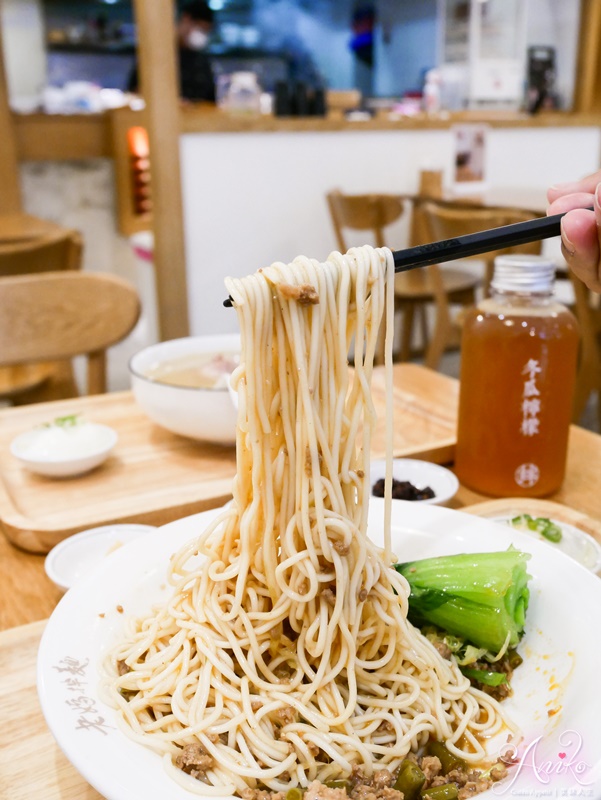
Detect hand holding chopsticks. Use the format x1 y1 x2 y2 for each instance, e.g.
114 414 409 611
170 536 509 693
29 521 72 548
223 206 585 308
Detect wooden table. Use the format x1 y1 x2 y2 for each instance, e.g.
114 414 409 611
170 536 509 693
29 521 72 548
0 363 459 630
2 362 601 800
2 363 601 631
442 186 548 216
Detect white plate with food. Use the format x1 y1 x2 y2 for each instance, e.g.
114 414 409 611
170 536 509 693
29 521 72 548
38 502 601 800
464 498 601 575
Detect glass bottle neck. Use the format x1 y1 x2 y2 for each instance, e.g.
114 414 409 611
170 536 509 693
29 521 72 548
488 288 554 308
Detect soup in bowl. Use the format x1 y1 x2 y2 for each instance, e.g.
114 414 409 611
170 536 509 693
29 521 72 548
129 335 240 443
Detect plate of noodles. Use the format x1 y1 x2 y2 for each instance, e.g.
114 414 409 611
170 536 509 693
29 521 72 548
38 246 601 800
38 501 601 800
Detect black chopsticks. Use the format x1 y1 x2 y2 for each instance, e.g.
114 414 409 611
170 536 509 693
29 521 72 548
223 207 581 308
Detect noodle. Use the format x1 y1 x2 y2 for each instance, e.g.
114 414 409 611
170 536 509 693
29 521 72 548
106 245 514 796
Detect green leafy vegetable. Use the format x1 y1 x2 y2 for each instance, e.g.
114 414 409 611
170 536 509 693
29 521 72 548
510 514 562 543
41 414 82 430
394 548 531 654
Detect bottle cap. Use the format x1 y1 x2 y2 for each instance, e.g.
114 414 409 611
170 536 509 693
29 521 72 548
491 254 556 294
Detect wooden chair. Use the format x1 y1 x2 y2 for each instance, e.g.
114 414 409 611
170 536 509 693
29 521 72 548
413 199 543 369
0 272 140 396
0 228 83 275
0 229 85 402
417 200 543 295
326 189 480 367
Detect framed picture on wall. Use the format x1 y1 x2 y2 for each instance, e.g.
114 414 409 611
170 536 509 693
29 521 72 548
451 124 488 193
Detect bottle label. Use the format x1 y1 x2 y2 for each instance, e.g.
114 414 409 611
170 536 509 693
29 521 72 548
521 358 542 437
515 462 540 488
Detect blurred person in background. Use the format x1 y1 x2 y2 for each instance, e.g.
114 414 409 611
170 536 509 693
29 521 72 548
548 169 601 293
129 1 216 102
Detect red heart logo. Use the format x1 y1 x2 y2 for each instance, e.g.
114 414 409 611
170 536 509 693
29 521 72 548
558 752 566 759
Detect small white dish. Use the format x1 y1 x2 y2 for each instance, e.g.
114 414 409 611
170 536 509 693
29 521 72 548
491 514 601 575
370 458 459 506
10 421 118 478
44 524 156 593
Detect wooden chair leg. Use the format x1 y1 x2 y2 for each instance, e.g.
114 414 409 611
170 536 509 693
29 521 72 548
399 303 416 362
418 303 429 350
572 360 598 424
424 310 452 371
87 351 107 395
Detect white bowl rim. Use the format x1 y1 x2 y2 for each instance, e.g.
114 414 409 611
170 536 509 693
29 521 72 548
128 335 241 394
9 422 118 465
370 457 459 505
44 524 156 591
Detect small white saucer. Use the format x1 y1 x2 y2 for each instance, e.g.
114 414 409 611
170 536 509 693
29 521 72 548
370 458 459 506
10 421 117 478
45 524 156 593
491 514 601 574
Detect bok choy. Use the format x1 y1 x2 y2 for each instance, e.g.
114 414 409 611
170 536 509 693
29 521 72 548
394 548 531 655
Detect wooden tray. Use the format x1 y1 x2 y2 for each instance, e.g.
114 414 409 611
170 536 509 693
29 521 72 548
0 365 458 554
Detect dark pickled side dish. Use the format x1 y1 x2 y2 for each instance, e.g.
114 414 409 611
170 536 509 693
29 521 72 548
372 478 435 501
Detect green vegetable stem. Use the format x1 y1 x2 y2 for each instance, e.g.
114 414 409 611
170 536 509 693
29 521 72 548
510 514 562 543
459 667 508 687
425 741 466 773
420 784 459 800
393 760 426 799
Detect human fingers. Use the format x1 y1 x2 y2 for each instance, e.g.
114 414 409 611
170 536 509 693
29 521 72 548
560 204 601 292
547 170 601 203
547 191 595 216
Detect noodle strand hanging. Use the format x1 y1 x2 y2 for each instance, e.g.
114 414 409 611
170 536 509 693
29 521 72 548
106 246 513 797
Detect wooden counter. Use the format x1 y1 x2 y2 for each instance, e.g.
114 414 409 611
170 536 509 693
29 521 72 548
12 113 111 161
180 108 601 135
11 108 601 162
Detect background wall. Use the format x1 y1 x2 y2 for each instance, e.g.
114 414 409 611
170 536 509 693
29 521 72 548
374 0 438 97
0 0 46 106
180 125 601 337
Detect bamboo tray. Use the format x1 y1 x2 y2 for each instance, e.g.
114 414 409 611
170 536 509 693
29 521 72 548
0 365 459 554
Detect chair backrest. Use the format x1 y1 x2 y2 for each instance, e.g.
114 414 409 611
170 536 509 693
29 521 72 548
0 229 83 275
0 272 140 395
326 190 406 251
414 199 543 292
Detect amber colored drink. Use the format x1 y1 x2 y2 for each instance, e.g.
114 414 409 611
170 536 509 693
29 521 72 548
455 297 579 497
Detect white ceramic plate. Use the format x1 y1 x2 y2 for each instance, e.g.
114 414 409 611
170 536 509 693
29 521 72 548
370 458 459 505
44 524 157 592
488 514 601 575
38 503 601 800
